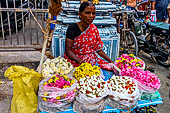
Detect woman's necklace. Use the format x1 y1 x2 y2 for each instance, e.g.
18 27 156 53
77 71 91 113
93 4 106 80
78 22 88 32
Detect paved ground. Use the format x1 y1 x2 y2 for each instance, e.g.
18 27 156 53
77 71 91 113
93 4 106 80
0 51 169 113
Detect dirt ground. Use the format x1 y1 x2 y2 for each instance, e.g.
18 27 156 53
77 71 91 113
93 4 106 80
0 52 169 113
138 52 170 113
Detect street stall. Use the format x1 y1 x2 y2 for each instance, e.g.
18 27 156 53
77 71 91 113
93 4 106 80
37 54 162 113
3 0 163 113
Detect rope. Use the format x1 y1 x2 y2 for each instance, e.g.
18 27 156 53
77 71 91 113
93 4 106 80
28 0 62 73
28 8 58 39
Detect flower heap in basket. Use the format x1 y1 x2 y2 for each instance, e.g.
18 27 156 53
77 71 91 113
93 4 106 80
121 67 160 92
115 54 160 92
107 75 140 109
115 54 145 70
107 75 137 95
42 56 74 78
73 62 101 81
41 74 77 104
77 75 107 98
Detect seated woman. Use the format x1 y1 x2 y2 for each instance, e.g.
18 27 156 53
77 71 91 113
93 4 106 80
64 1 113 68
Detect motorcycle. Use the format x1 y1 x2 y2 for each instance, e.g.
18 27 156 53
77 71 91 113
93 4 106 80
128 10 170 68
139 22 170 68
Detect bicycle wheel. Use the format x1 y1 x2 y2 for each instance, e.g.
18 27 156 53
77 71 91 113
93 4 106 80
119 31 138 56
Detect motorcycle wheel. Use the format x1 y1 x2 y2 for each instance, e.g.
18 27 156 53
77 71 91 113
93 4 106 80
155 56 170 68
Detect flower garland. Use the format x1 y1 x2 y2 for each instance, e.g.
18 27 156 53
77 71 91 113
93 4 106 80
115 54 160 90
73 62 101 81
42 74 77 104
42 56 74 78
121 67 160 89
107 75 137 94
77 75 107 98
115 54 145 70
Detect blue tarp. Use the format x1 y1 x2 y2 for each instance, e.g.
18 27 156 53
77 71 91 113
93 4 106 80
40 97 163 113
148 22 170 30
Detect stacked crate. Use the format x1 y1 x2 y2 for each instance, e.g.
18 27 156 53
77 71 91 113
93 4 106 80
52 1 120 61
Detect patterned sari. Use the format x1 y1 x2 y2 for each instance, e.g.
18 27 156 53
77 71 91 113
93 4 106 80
64 24 108 67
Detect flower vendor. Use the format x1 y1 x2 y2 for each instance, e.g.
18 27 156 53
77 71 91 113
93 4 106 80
64 1 113 68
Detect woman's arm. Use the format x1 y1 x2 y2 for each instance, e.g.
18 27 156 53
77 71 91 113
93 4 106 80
97 49 113 63
65 38 82 64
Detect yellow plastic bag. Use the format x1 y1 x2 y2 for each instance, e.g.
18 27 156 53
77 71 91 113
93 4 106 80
4 65 42 113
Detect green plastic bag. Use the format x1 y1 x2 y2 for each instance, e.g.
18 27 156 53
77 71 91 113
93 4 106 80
4 65 42 113
141 91 161 100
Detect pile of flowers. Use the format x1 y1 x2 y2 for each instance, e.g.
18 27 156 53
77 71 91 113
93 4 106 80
115 54 145 70
41 74 76 104
73 62 101 81
107 75 137 94
121 67 160 89
77 75 107 98
42 56 74 78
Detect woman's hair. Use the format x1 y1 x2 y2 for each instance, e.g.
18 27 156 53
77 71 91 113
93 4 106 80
79 1 95 12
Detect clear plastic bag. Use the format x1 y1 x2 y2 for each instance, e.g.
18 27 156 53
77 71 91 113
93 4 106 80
76 89 108 104
38 96 72 113
108 79 140 109
133 79 158 94
38 77 77 112
73 98 106 113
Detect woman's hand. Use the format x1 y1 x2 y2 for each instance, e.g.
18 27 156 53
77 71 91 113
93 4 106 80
78 59 85 64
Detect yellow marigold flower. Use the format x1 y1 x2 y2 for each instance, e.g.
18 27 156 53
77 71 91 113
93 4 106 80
136 64 140 66
63 94 67 97
71 79 75 84
116 60 120 63
129 54 134 57
54 77 59 81
77 77 81 80
48 79 53 83
63 75 69 80
43 82 48 86
128 66 131 69
42 97 47 102
63 85 67 88
134 59 138 62
74 89 77 92
56 96 61 100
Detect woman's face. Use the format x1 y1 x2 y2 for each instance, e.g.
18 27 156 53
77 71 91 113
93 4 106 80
79 6 96 25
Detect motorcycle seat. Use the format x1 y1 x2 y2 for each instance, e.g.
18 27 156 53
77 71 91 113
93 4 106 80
147 22 170 35
147 22 170 31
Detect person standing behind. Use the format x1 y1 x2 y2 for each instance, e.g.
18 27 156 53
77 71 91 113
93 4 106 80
150 0 170 22
121 0 142 9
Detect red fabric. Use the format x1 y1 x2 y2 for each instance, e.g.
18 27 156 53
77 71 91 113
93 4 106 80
64 24 108 67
